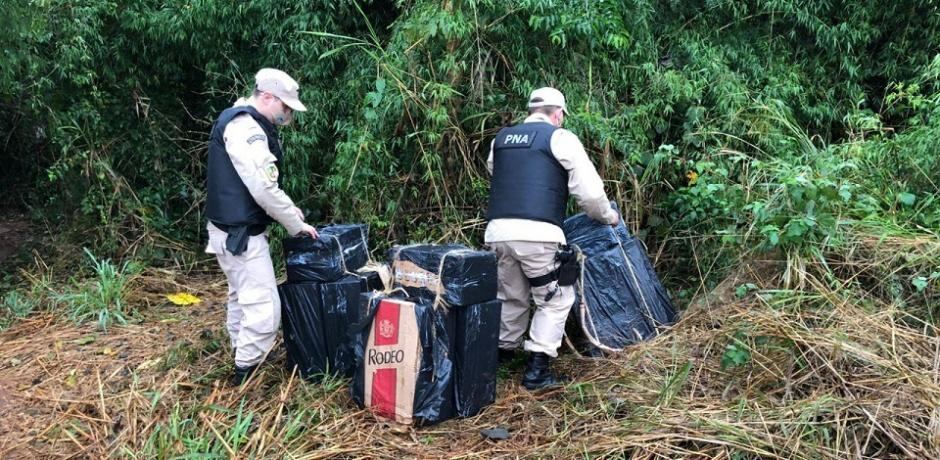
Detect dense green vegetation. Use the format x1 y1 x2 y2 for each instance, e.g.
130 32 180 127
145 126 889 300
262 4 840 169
2 0 936 256
1 1 938 457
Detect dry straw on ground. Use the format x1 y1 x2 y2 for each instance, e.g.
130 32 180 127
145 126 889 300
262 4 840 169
0 247 938 458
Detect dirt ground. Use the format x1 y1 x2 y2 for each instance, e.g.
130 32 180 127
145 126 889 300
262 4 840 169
0 236 937 458
0 274 228 458
0 212 32 268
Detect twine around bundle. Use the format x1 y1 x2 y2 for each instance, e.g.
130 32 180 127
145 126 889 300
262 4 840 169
574 228 658 354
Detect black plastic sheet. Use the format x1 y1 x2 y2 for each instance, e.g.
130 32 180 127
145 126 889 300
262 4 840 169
358 270 385 292
279 275 362 380
454 299 501 417
562 208 677 351
351 293 457 426
284 224 369 283
613 223 676 326
389 244 497 306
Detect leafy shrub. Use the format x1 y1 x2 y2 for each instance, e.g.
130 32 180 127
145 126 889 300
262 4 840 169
0 1 936 302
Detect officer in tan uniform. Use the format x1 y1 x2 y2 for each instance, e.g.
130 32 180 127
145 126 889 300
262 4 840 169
205 68 318 385
486 87 619 390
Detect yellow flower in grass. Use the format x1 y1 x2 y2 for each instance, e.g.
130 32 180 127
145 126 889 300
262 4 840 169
166 292 202 306
686 171 699 185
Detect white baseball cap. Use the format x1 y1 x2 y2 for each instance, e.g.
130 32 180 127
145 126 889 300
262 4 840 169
255 68 307 112
527 87 568 114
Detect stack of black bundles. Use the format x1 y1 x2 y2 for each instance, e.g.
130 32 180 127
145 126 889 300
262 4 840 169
562 204 677 352
279 276 361 379
279 223 380 381
387 244 502 418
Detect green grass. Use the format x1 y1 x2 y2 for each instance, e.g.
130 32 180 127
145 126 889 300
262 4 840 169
0 268 53 331
0 290 37 330
54 248 141 330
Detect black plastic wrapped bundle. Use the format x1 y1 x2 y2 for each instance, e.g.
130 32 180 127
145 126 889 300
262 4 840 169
612 223 676 326
284 224 369 283
279 283 328 379
389 244 497 306
351 292 457 426
562 208 676 351
454 299 501 417
279 275 362 380
358 270 385 292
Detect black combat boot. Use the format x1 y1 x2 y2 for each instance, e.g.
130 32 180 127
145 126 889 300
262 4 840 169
230 364 258 386
581 344 605 358
521 352 568 390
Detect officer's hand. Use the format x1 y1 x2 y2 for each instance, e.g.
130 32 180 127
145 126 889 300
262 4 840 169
609 212 620 228
297 223 319 239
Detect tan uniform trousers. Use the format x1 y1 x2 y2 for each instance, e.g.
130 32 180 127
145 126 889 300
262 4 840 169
206 224 281 368
491 241 576 358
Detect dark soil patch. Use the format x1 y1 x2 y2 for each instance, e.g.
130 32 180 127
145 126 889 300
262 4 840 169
0 213 33 271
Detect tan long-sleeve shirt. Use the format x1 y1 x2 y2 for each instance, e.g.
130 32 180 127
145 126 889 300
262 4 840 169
484 113 617 243
220 98 305 236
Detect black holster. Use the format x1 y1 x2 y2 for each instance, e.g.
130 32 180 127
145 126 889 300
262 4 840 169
555 244 582 286
212 222 267 256
527 244 582 288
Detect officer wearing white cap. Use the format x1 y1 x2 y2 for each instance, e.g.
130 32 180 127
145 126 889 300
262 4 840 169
485 87 619 390
205 68 318 385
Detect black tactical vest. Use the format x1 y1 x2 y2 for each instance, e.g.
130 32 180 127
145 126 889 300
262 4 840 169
205 105 283 229
486 121 569 227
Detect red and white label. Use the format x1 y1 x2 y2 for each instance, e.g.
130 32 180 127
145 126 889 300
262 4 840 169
370 368 397 420
364 298 421 424
374 301 400 345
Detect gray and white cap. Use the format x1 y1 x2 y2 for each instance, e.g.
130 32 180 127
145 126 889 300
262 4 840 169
527 87 568 114
255 68 307 112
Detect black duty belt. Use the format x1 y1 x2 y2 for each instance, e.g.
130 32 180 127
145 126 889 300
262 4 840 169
212 221 268 256
211 222 267 236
